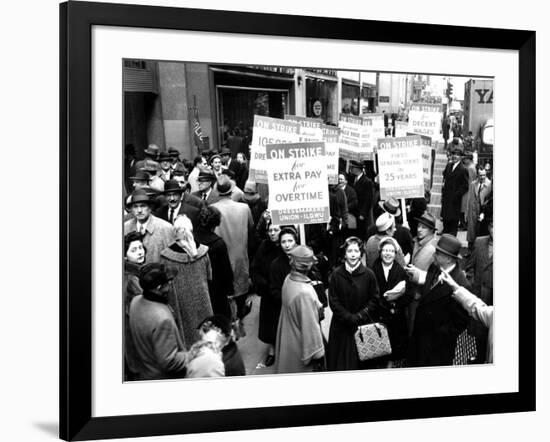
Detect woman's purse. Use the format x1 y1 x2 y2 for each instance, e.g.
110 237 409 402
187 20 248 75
354 309 392 361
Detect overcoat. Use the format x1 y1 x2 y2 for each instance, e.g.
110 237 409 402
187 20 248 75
160 243 213 348
406 263 470 367
124 261 142 379
128 294 188 380
155 197 200 229
212 197 254 297
441 162 469 222
250 239 285 344
192 229 234 319
465 179 492 243
352 173 374 229
326 264 380 371
371 259 413 359
274 271 325 374
124 215 175 264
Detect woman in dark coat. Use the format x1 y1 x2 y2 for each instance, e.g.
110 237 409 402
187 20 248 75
259 226 299 366
192 206 233 320
124 231 146 381
371 237 413 366
326 236 381 371
251 223 285 364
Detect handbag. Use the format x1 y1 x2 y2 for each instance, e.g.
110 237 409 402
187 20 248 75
354 309 392 361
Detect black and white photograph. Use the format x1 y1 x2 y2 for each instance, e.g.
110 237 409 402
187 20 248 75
122 60 495 381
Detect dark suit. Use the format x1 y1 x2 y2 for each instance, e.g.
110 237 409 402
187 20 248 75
155 195 200 229
351 173 374 237
441 162 469 235
407 263 470 367
465 235 493 361
227 160 248 190
191 187 220 205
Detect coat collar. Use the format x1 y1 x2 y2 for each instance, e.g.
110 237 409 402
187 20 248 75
288 270 312 283
161 243 209 263
334 263 367 279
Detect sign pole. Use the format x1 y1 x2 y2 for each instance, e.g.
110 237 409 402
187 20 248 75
400 198 409 229
299 224 306 245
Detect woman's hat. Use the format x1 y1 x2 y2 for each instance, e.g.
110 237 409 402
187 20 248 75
209 154 222 164
375 212 394 233
288 245 317 264
435 234 462 259
415 212 437 231
378 236 399 252
216 175 233 196
378 197 401 216
162 180 185 194
125 189 152 209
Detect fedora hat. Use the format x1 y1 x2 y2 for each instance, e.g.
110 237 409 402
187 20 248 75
158 152 172 162
125 189 152 209
415 212 437 231
144 144 160 157
162 180 185 194
349 160 364 169
168 147 180 158
435 234 462 259
216 175 233 196
139 159 160 173
243 180 257 194
130 170 151 182
378 197 401 217
197 169 216 182
220 147 231 156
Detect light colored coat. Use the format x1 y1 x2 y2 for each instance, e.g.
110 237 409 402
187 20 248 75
274 272 325 374
124 215 175 264
212 197 254 297
453 287 493 363
128 295 188 380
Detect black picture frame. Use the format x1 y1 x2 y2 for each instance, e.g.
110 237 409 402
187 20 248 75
60 1 536 440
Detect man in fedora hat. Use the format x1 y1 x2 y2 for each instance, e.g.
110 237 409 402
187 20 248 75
441 144 469 236
406 212 439 336
220 169 245 203
191 168 220 205
348 160 374 238
135 143 160 173
124 189 175 264
140 160 165 192
128 263 188 380
158 152 174 183
220 147 247 190
405 234 470 367
155 179 201 229
212 176 254 327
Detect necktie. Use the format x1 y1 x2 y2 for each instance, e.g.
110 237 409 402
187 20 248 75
169 208 175 224
202 193 207 200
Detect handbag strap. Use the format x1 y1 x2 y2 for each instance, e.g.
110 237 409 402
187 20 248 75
359 308 382 338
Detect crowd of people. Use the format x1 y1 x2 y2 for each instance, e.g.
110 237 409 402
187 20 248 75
123 130 494 381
